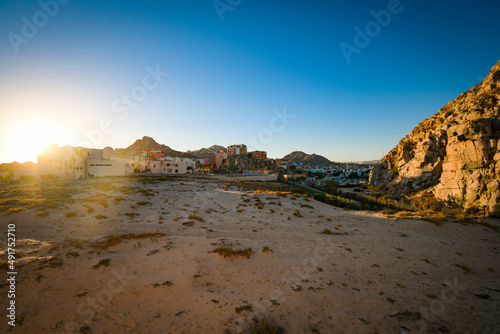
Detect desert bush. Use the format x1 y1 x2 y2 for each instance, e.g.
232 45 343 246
210 246 254 259
490 204 500 218
65 211 77 218
421 212 446 226
320 228 333 235
188 214 205 222
262 246 273 253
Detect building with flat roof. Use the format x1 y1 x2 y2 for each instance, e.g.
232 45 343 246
37 145 126 179
227 144 247 156
250 150 267 160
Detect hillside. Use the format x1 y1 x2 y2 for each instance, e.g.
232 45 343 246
115 136 195 159
281 151 332 165
370 59 500 210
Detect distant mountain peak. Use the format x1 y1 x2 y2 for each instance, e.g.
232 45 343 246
281 151 332 165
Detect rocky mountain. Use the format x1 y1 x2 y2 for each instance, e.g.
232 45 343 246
281 151 332 165
115 136 195 159
370 59 500 210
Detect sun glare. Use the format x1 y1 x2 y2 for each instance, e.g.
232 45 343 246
6 118 71 163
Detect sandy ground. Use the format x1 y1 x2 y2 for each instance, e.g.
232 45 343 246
0 176 499 334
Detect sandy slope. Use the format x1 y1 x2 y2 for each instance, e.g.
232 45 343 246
0 176 499 333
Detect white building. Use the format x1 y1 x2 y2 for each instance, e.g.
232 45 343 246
130 156 195 174
37 145 126 179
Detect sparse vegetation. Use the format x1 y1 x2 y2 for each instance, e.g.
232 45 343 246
188 214 205 222
92 258 111 269
320 228 333 235
210 246 254 259
65 211 77 218
95 214 108 220
262 246 273 253
93 232 166 249
235 304 253 313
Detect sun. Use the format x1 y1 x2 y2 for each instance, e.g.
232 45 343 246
6 118 71 163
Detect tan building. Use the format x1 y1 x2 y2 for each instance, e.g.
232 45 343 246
227 144 247 156
250 150 267 160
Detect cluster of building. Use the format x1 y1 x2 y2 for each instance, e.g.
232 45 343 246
129 150 196 174
5 141 290 181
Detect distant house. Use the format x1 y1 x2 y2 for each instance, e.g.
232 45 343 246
215 150 225 169
130 156 195 174
250 150 267 160
227 144 247 156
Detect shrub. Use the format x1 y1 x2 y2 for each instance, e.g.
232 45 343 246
188 214 205 222
210 246 254 259
490 204 500 218
262 246 273 253
65 212 77 218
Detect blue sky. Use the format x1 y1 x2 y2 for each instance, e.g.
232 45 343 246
0 0 499 163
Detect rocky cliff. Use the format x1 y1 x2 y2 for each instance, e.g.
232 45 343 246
370 60 500 209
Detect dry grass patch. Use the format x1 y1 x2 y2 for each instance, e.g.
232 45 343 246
65 211 77 218
188 214 205 222
262 246 273 253
92 258 111 270
93 232 166 249
210 246 254 259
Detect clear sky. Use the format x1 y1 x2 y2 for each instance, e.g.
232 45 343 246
1 0 499 163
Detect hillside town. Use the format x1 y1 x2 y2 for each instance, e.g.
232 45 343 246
0 141 375 189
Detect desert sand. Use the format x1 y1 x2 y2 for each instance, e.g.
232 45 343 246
1 176 499 333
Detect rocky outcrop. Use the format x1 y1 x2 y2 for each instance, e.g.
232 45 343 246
220 155 279 173
370 60 500 209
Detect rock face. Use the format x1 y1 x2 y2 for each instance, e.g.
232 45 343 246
370 60 500 209
220 155 279 173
